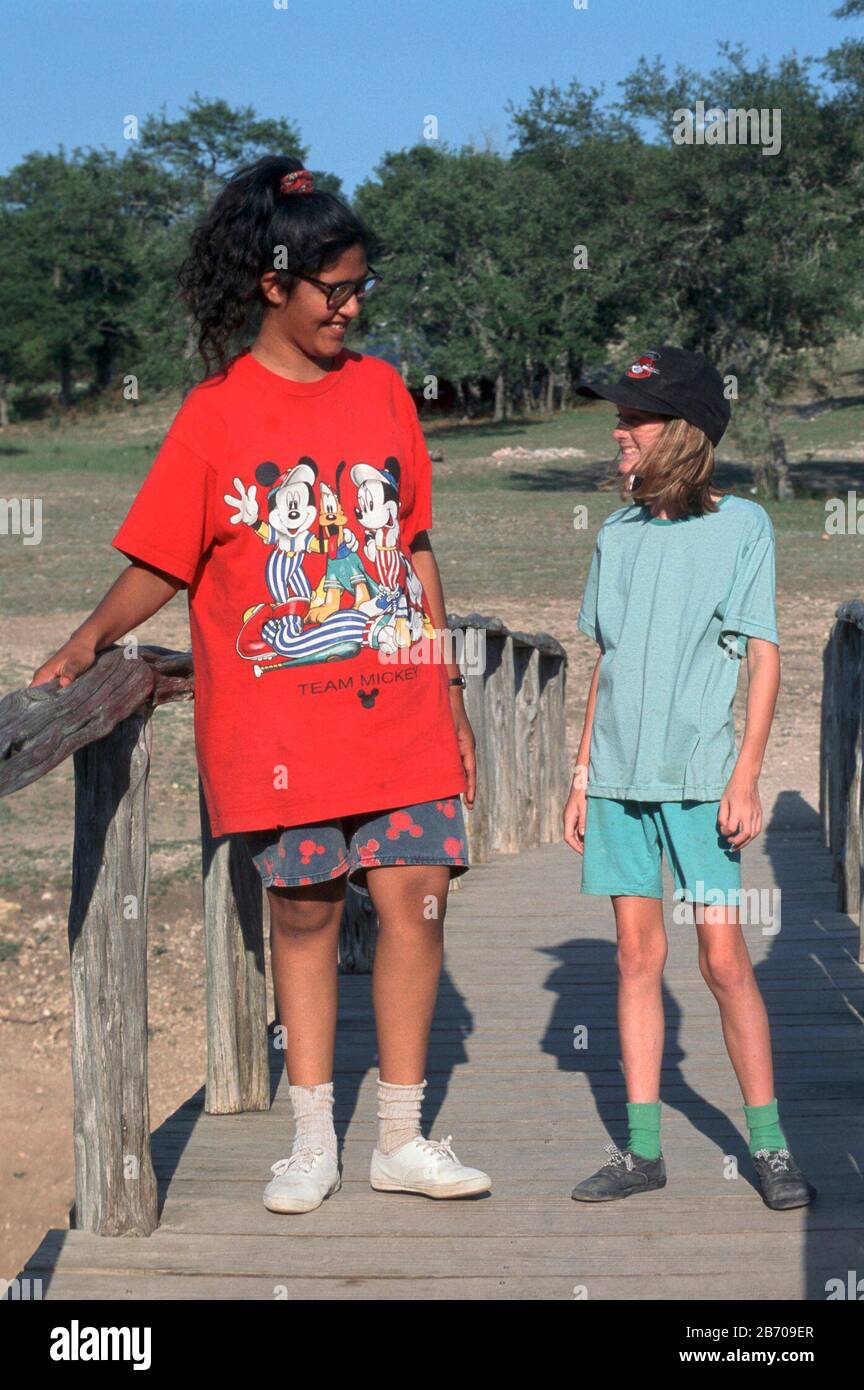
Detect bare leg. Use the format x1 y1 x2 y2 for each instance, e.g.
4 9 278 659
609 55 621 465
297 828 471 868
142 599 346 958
365 864 451 1083
695 905 775 1106
613 895 668 1102
266 877 345 1084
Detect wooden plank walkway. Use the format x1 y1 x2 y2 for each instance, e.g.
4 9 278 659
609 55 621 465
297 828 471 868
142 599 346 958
19 814 864 1300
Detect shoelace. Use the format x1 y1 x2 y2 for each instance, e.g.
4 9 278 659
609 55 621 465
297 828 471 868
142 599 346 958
415 1134 459 1164
754 1147 792 1173
270 1146 326 1178
603 1143 635 1172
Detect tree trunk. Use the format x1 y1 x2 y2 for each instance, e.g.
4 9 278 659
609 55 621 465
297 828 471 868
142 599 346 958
561 353 576 411
92 334 114 393
753 456 774 497
770 425 794 499
494 371 505 423
545 367 555 413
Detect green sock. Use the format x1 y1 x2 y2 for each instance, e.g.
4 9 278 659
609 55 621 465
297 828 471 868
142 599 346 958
626 1101 662 1160
744 1098 788 1156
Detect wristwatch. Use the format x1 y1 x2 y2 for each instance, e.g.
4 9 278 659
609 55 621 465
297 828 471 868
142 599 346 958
449 674 467 688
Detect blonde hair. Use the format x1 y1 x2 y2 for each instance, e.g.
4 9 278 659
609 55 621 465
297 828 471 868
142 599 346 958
601 417 730 517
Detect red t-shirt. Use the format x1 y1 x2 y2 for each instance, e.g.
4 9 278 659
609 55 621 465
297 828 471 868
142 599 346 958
111 348 467 836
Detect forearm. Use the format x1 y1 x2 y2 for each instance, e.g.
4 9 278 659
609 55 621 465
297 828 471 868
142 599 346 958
574 656 602 783
72 560 184 653
734 639 780 780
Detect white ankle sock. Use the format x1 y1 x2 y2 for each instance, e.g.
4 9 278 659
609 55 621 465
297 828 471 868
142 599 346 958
376 1075 427 1155
288 1081 337 1157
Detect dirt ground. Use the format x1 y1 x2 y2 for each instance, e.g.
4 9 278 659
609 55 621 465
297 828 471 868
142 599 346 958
0 571 832 1279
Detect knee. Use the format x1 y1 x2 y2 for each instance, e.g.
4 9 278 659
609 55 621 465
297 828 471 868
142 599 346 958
699 945 750 995
617 934 666 983
269 894 339 937
368 867 451 933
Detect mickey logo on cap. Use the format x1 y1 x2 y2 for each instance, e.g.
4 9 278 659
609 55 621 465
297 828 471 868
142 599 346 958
626 351 661 379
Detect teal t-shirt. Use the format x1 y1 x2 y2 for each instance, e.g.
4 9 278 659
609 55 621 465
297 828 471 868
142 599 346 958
577 494 779 801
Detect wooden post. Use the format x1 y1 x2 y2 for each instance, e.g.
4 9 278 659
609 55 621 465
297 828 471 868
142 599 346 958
450 614 497 864
843 625 863 922
485 631 519 853
537 636 569 843
511 634 541 848
822 636 838 850
820 602 864 962
67 709 158 1235
199 783 269 1114
858 639 864 965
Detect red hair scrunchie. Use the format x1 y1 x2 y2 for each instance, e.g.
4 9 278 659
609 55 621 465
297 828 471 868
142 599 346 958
279 169 315 196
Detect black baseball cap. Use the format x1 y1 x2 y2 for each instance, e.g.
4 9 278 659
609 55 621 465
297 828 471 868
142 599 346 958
576 346 731 446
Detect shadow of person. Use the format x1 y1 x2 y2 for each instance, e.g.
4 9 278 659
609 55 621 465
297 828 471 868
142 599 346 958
538 936 749 1180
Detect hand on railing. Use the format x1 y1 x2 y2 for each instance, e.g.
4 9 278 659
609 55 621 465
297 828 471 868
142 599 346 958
29 636 98 690
28 560 183 691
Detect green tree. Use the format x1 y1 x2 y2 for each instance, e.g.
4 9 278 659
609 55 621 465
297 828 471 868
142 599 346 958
617 44 864 496
0 149 146 407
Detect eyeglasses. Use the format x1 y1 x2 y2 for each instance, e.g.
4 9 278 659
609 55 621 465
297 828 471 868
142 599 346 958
293 267 383 310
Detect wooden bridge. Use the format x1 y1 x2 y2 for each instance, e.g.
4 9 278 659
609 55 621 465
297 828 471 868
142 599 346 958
14 817 864 1300
5 608 864 1299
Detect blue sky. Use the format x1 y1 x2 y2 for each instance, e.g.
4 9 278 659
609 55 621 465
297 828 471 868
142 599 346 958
0 0 856 194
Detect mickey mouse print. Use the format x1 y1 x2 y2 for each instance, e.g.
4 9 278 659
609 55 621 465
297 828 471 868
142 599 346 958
225 454 435 675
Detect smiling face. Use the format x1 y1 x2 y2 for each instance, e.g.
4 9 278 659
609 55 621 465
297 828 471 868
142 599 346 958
259 243 369 361
354 478 396 531
273 479 317 536
612 407 672 474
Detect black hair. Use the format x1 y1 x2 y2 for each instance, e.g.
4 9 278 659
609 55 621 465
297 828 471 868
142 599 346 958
177 155 374 379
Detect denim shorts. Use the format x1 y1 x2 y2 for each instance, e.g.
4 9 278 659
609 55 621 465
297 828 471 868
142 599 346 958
242 794 470 896
580 797 741 904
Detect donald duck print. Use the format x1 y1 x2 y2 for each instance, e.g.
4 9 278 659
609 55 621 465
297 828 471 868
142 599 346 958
223 455 434 676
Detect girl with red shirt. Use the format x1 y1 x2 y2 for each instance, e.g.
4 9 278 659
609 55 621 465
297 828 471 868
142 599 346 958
30 157 491 1211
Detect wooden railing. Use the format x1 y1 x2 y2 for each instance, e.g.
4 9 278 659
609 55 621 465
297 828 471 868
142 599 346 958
820 599 864 964
0 614 568 1235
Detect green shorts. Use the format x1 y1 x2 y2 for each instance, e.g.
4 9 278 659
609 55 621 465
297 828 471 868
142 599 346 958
580 797 741 904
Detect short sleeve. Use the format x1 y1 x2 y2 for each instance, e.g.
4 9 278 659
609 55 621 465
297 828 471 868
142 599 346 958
110 390 221 586
718 510 779 657
577 532 604 650
392 375 433 548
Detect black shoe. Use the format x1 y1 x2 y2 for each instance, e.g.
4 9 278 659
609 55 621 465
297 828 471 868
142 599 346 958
570 1143 667 1202
752 1148 815 1210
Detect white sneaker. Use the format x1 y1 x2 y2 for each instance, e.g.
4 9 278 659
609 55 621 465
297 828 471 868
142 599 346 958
370 1134 491 1199
263 1147 341 1213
